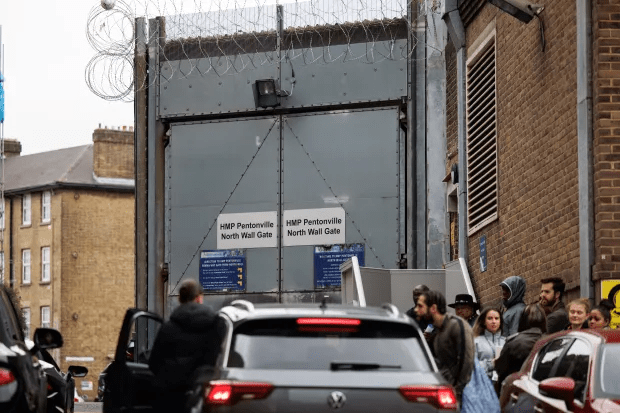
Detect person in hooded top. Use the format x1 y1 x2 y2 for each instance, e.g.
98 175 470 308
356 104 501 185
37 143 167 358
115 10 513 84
499 275 526 337
149 280 226 413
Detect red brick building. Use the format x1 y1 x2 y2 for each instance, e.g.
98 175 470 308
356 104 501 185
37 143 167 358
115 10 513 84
444 0 619 307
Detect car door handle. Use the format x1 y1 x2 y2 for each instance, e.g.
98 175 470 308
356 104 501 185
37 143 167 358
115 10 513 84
534 405 544 413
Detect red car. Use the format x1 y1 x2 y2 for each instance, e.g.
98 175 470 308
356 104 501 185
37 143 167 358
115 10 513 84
500 329 620 413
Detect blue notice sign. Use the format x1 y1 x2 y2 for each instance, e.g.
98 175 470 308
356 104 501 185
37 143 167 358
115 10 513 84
479 235 487 272
199 249 246 291
314 244 365 288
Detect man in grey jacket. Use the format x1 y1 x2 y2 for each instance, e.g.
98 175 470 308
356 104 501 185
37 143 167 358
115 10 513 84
415 290 475 402
499 276 526 337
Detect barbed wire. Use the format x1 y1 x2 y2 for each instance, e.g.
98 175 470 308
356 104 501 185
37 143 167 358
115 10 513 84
86 0 436 101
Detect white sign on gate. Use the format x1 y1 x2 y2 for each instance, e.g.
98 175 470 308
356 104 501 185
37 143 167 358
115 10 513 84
283 207 346 246
217 211 278 249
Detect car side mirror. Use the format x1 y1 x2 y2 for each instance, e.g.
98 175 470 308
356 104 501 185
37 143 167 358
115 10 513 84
33 328 63 350
539 377 575 411
68 365 89 378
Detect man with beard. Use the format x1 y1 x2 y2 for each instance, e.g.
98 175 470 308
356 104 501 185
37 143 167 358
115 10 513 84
539 277 568 334
415 290 474 403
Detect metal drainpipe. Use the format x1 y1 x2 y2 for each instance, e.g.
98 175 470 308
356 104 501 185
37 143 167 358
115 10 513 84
577 0 594 299
9 197 12 288
443 4 476 298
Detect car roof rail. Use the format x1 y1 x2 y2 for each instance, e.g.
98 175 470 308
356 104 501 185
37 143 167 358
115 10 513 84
230 300 255 313
381 303 400 317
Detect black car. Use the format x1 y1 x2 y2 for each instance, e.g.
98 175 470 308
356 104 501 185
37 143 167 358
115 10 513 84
96 363 111 402
0 285 64 413
37 348 87 413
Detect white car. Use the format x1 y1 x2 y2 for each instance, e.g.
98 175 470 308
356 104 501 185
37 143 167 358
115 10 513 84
74 388 84 403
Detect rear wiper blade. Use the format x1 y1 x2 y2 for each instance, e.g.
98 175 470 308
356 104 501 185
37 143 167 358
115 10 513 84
330 362 402 371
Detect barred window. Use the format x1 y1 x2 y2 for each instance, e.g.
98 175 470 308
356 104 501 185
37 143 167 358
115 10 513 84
466 31 497 235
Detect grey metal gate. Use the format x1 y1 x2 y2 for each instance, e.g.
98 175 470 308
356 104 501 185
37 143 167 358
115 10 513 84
167 107 401 307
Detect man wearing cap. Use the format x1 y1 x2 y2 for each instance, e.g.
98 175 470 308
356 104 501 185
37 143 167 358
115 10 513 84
448 294 479 328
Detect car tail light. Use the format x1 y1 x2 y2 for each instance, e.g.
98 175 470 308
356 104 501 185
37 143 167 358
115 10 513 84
205 381 274 406
0 368 15 386
399 385 457 410
296 318 361 326
0 368 17 402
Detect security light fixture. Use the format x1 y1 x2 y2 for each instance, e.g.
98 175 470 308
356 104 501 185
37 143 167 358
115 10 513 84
487 0 544 23
253 79 280 108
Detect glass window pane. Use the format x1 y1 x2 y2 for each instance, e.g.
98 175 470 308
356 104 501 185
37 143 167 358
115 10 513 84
229 319 430 371
532 338 572 382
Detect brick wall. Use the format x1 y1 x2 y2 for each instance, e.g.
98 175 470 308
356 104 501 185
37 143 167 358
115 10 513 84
463 1 581 308
446 41 460 260
59 189 135 400
592 0 620 293
93 127 134 179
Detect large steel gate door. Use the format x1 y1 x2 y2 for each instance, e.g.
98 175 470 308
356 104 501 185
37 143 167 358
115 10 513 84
167 107 401 306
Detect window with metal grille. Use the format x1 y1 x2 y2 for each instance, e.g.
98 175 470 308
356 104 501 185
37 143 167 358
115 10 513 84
466 32 497 235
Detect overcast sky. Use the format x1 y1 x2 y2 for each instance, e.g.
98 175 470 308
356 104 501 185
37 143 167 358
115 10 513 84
0 1 135 155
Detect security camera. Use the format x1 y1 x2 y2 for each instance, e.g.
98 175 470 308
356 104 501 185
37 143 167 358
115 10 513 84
487 0 544 23
101 0 116 10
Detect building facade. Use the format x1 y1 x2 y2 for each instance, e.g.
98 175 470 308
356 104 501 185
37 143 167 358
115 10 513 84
0 128 135 400
443 0 617 306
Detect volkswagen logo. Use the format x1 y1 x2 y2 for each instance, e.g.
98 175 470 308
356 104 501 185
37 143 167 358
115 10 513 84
327 391 347 409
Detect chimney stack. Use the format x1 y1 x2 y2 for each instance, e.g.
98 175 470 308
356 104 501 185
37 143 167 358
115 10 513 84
92 126 134 179
3 139 22 157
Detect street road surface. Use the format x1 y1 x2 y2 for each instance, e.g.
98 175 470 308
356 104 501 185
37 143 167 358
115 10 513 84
75 402 102 413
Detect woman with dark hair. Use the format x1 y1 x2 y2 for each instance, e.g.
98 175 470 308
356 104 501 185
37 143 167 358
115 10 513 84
495 303 546 387
473 306 505 384
589 299 613 329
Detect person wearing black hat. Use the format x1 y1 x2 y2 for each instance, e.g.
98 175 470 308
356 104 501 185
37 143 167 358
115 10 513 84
448 294 480 328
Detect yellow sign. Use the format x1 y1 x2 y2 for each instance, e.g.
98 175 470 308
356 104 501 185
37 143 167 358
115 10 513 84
601 280 620 329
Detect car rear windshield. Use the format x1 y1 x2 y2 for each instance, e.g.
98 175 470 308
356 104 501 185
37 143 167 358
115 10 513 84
227 318 432 371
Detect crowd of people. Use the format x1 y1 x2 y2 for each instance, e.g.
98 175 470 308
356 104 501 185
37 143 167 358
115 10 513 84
407 276 616 406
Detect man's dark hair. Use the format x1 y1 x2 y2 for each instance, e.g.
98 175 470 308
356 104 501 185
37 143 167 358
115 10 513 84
179 279 204 304
518 304 547 333
421 290 447 315
412 284 430 301
541 277 565 299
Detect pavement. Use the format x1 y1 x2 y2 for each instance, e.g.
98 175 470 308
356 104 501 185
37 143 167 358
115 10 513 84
74 402 102 412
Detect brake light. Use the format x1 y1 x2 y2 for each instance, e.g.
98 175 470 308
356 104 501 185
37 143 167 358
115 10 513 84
205 381 274 406
0 368 15 386
296 318 361 326
399 385 457 410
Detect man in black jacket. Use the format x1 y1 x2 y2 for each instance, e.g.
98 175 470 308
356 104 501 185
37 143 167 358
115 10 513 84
495 303 546 387
415 290 475 403
149 280 226 413
539 277 569 334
